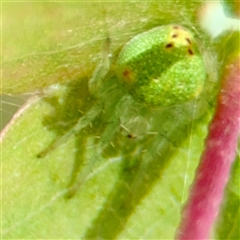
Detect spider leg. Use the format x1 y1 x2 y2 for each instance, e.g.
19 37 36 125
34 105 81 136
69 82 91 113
39 37 112 158
37 103 103 158
88 37 111 97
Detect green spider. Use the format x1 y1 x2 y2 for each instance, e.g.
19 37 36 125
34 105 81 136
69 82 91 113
39 24 206 198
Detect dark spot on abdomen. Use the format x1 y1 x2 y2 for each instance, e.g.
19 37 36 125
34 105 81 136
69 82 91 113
188 49 194 55
185 38 192 44
123 69 130 78
165 43 174 48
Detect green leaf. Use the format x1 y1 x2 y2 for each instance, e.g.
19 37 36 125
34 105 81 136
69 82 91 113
215 154 240 239
2 78 213 238
2 1 240 239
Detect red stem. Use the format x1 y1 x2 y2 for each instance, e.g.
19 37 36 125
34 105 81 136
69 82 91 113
176 58 240 239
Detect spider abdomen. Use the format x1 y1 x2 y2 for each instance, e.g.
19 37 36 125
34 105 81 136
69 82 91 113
116 25 206 106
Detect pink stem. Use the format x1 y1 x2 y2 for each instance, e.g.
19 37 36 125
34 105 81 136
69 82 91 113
176 58 240 239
